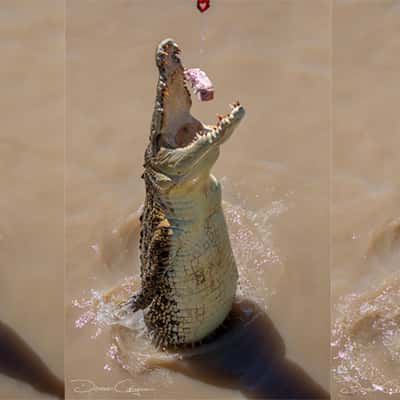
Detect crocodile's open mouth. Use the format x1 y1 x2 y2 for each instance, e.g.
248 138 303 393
155 39 242 149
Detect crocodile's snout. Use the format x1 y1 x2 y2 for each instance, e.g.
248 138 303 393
155 38 182 72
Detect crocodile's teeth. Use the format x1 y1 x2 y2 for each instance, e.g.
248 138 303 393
193 131 204 143
229 103 234 110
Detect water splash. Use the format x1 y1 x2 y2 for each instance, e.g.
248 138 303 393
72 279 138 335
332 274 400 396
224 200 286 309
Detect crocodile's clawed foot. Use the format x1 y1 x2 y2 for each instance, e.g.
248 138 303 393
113 297 135 320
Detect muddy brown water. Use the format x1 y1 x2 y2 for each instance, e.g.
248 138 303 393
0 0 64 398
1 1 399 399
332 2 400 398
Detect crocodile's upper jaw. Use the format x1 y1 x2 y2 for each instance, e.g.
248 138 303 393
155 39 200 149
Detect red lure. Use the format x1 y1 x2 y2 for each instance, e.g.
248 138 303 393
197 0 210 13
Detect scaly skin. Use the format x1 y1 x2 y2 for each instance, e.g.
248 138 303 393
124 39 245 347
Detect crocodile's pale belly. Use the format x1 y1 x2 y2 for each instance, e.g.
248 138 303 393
144 176 238 344
168 210 238 342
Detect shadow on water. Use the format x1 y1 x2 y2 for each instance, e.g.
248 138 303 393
0 320 64 399
161 299 329 399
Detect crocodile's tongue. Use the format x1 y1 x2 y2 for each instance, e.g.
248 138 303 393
184 68 214 102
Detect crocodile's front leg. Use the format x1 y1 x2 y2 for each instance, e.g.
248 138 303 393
122 220 171 312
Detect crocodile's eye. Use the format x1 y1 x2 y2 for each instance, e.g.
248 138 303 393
172 53 180 63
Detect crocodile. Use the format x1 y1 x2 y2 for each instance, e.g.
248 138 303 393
123 38 245 347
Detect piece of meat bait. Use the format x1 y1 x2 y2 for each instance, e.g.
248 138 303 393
184 68 214 102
